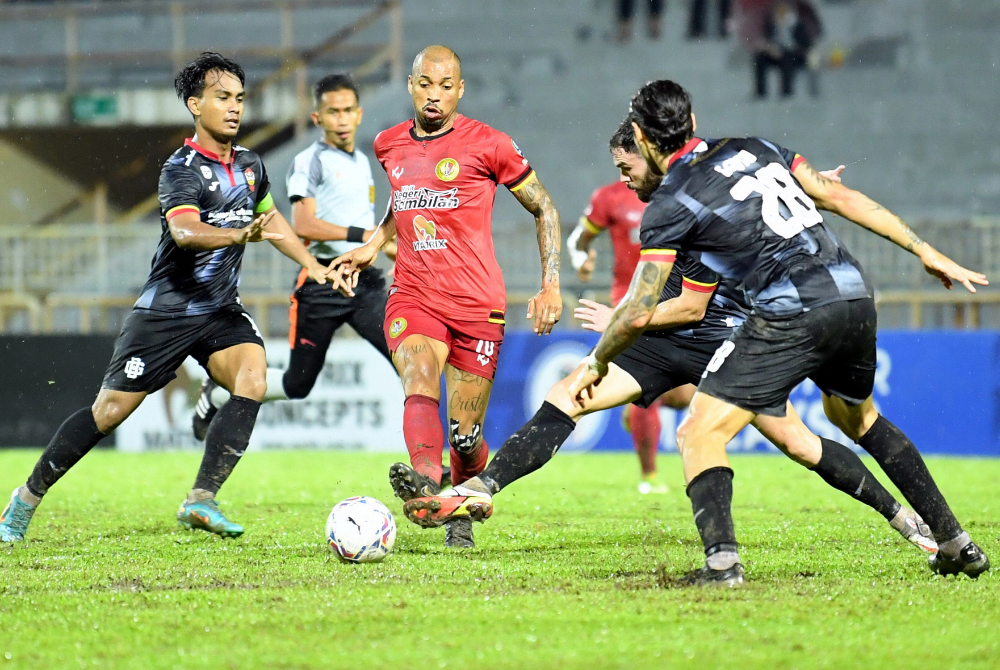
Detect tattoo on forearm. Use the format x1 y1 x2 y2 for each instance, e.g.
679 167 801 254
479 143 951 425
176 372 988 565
594 262 670 364
802 162 833 187
515 178 561 286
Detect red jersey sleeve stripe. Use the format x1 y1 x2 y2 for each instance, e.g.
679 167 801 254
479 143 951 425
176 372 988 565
682 277 719 293
166 204 200 220
506 167 535 192
790 154 806 171
639 248 676 263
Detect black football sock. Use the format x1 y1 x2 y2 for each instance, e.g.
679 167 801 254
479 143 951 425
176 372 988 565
476 401 576 493
686 466 739 569
858 415 963 543
192 396 261 495
25 407 107 498
810 438 900 521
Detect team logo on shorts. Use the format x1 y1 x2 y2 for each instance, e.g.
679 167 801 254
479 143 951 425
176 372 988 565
124 357 145 380
244 168 255 192
412 215 448 251
389 318 407 339
435 158 460 182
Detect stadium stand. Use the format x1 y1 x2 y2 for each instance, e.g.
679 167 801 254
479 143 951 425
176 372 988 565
1 0 998 334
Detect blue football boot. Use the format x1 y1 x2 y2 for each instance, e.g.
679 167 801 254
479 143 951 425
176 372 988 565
177 498 243 538
0 488 37 542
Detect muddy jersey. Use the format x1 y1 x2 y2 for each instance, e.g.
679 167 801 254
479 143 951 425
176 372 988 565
373 114 535 323
640 137 872 318
646 250 749 347
141 139 273 316
582 180 645 303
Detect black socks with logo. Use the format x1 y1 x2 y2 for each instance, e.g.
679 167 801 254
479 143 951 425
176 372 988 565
26 407 107 498
193 396 261 494
810 438 901 520
478 401 576 493
686 466 739 566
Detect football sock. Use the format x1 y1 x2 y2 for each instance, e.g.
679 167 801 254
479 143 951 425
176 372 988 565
477 401 576 493
810 438 900 520
25 407 106 498
264 368 290 402
193 396 260 494
858 415 963 543
403 395 444 484
686 466 739 569
629 403 660 476
449 439 489 486
938 531 972 559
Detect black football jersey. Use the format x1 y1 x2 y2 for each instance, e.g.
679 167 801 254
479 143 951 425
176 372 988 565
640 137 872 318
136 139 273 316
644 251 748 346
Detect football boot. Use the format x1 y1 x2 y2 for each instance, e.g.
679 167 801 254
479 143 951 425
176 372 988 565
403 486 493 528
676 562 745 588
177 498 243 538
0 488 37 543
929 541 990 579
444 517 475 548
889 506 937 553
388 462 441 502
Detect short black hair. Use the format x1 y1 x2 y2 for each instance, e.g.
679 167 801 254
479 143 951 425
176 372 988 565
314 73 360 107
174 51 245 103
608 116 639 153
629 80 693 154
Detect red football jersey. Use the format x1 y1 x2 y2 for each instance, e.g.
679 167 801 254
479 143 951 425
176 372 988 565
374 114 534 322
582 180 646 304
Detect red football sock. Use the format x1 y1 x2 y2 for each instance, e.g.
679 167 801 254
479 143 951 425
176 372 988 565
629 402 661 476
403 395 443 484
449 440 489 486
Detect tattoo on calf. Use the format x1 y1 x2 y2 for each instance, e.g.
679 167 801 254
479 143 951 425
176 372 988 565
449 419 482 453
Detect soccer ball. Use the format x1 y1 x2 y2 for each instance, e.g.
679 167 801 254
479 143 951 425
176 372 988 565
326 496 396 563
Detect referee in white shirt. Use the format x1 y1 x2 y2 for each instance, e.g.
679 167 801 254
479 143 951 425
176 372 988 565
193 74 394 438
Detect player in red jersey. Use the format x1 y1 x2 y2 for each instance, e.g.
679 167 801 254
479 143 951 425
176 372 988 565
330 46 562 548
568 177 690 494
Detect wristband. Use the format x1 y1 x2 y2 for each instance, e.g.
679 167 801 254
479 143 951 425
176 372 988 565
566 225 590 271
346 226 366 243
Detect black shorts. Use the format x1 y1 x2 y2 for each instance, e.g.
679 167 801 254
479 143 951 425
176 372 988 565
288 265 390 360
613 334 717 408
103 303 264 394
698 298 877 417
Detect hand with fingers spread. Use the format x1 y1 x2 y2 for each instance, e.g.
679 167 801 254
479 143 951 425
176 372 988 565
235 210 284 245
567 355 609 409
574 298 613 333
918 246 989 293
528 285 563 335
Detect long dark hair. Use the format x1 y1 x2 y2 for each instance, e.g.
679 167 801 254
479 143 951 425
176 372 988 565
629 80 693 154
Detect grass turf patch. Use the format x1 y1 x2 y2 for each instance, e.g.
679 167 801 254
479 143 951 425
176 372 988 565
1 450 997 669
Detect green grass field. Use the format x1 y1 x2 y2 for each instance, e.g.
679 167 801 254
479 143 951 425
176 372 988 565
1 450 997 670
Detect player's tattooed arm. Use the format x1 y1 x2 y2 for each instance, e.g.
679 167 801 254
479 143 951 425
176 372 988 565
512 175 563 334
575 284 710 333
567 260 673 407
793 160 988 293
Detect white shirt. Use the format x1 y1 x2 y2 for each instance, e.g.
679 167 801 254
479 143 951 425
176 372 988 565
286 140 376 259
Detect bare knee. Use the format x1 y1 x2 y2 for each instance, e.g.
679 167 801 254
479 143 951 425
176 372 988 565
234 371 267 401
91 397 131 433
543 378 582 419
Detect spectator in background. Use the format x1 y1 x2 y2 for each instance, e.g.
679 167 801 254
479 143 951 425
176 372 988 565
753 0 822 98
617 0 665 41
687 0 732 39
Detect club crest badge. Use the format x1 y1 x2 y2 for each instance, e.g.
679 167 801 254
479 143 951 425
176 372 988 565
435 158 459 182
389 317 407 339
244 168 256 191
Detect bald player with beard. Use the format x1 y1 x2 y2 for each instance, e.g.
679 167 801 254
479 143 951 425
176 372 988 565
329 46 564 548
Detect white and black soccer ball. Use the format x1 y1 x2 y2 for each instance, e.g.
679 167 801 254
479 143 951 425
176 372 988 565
326 496 396 563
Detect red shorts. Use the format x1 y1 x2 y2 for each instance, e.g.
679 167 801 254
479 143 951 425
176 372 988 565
384 295 506 381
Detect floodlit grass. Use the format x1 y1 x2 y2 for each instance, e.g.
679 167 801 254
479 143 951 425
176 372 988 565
0 450 997 669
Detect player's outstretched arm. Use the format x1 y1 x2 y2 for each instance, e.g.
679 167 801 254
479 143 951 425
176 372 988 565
512 175 563 334
575 285 710 333
567 259 673 407
291 197 372 243
327 212 397 296
793 160 988 293
167 209 285 251
566 217 600 282
259 206 328 283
